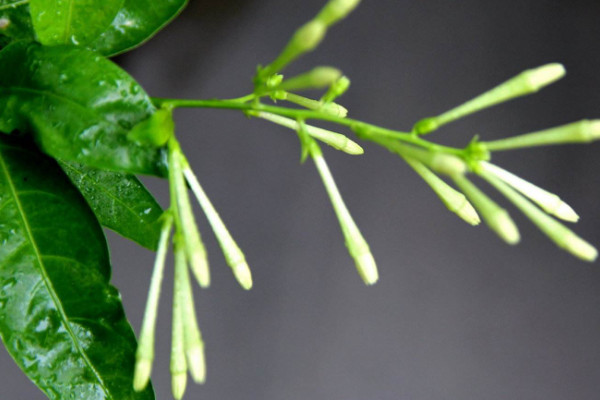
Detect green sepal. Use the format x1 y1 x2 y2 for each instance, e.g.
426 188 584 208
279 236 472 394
128 108 174 147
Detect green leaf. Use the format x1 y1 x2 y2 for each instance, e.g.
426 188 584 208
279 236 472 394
90 0 188 56
0 0 36 45
29 0 124 46
60 161 164 250
0 135 155 400
0 41 167 176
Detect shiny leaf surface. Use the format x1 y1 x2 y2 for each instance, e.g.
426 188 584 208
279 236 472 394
0 41 167 176
0 135 155 400
91 0 188 56
29 0 123 46
60 161 164 250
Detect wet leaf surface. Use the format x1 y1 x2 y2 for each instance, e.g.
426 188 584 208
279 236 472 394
29 0 123 46
60 161 164 250
0 135 155 400
0 41 167 176
91 0 188 56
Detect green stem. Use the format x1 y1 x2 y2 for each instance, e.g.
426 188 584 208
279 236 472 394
152 97 463 155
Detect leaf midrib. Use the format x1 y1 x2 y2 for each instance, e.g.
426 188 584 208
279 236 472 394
0 144 113 400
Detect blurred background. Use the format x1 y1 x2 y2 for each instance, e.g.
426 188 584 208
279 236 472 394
3 0 600 399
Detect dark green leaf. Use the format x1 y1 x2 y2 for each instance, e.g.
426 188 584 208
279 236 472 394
91 0 188 56
60 161 164 250
29 0 123 46
0 41 167 176
0 135 155 400
0 0 35 45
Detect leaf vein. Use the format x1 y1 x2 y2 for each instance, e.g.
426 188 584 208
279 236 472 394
0 147 113 400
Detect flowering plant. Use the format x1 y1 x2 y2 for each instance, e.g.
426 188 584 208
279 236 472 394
0 0 597 399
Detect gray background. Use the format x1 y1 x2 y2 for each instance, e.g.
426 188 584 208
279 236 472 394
3 0 600 399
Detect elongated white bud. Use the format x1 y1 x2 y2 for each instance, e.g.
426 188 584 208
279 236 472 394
480 162 579 222
404 158 480 226
483 120 600 151
311 144 378 284
480 171 597 262
453 175 520 244
183 165 253 290
253 111 363 155
414 63 566 134
133 214 173 391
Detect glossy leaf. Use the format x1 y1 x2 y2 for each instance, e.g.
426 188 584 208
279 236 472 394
29 0 123 46
0 0 35 45
0 135 155 400
60 161 164 250
0 41 167 176
91 0 188 56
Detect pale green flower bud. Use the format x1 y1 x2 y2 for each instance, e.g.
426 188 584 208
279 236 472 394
480 162 579 222
453 175 520 244
404 158 480 226
322 76 351 103
480 171 597 261
278 67 342 92
182 164 253 290
414 63 566 135
169 144 210 288
252 111 363 155
283 92 348 117
483 120 600 151
133 214 173 392
317 0 362 26
312 147 378 285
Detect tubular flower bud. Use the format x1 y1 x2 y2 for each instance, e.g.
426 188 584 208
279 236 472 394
480 162 579 222
311 142 378 285
413 63 566 135
482 120 600 151
317 0 362 26
278 67 342 92
480 171 597 261
453 175 520 244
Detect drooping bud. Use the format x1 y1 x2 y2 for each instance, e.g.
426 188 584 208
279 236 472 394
175 238 207 384
404 157 480 226
413 63 566 135
311 142 378 284
169 139 210 288
133 214 173 391
480 171 597 261
480 162 579 222
171 239 188 399
182 162 253 290
453 175 520 244
482 120 600 151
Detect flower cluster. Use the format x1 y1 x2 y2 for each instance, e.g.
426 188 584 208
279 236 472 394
134 0 598 397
